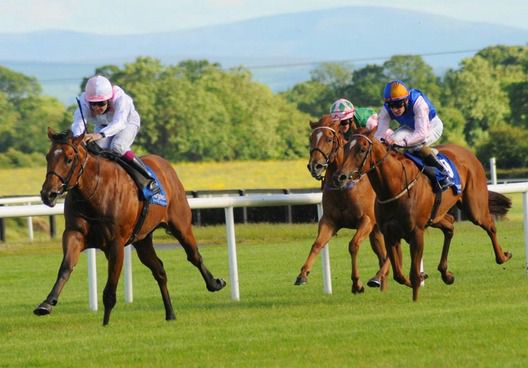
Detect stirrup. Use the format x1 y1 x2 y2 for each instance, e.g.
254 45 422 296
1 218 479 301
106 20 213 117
438 176 454 191
148 181 161 195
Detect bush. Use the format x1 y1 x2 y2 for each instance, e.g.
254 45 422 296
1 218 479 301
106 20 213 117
0 148 46 168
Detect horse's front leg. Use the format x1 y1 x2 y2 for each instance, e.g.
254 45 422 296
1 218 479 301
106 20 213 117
102 242 124 326
34 230 85 316
386 238 411 287
295 217 336 285
409 229 426 301
348 216 374 294
367 224 389 291
432 214 455 284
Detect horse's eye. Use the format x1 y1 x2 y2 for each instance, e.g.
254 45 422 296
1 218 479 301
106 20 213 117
66 158 73 165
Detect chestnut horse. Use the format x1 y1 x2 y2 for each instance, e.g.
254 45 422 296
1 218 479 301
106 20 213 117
295 115 390 292
335 127 512 300
36 128 226 325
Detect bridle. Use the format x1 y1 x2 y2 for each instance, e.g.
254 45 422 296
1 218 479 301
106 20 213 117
308 126 340 180
346 133 421 204
346 133 384 179
45 142 89 195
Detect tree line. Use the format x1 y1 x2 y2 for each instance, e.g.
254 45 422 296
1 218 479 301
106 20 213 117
0 45 527 169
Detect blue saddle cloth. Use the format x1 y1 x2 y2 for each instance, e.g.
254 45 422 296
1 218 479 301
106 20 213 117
404 152 462 194
143 166 168 206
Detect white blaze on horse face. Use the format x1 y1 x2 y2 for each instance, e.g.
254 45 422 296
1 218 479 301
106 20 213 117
348 138 358 150
315 131 324 145
53 148 63 157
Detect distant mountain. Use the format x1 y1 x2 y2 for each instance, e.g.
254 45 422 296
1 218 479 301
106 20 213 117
1 6 527 104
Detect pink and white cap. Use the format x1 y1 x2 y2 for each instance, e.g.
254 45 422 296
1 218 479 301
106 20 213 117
330 98 355 121
85 75 113 102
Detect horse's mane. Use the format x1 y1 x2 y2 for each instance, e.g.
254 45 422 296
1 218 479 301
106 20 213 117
51 129 74 144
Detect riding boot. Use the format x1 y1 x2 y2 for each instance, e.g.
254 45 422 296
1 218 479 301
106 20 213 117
128 156 161 195
424 153 454 191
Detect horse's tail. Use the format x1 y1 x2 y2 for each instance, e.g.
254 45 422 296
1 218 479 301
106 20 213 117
488 191 511 219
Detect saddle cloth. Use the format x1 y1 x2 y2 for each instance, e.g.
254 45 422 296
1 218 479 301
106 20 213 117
404 151 462 194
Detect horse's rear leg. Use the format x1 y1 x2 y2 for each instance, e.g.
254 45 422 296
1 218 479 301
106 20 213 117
34 230 84 316
294 217 335 285
366 224 389 291
133 235 175 321
462 196 512 264
101 242 124 326
167 219 226 292
431 214 455 284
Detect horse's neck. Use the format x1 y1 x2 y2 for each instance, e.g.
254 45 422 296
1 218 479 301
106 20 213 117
76 154 126 203
368 145 418 198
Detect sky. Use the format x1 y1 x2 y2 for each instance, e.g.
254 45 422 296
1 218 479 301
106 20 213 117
2 0 528 34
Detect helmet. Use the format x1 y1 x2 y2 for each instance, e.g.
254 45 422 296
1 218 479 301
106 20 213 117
383 80 409 102
330 98 355 120
85 75 113 102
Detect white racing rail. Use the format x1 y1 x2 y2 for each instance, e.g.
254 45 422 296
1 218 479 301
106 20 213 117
1 183 527 311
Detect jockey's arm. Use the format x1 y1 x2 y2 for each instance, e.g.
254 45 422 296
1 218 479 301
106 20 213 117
395 96 430 147
99 95 129 138
374 108 393 142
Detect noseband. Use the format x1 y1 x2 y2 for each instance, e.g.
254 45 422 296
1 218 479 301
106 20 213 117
46 142 88 194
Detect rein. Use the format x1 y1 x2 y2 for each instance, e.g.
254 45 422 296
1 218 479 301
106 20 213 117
348 133 422 204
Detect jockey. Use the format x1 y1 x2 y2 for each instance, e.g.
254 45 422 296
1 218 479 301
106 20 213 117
330 98 378 141
71 75 160 196
374 80 453 191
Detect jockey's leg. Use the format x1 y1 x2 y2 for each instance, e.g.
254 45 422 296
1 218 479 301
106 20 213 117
417 146 454 191
122 151 161 195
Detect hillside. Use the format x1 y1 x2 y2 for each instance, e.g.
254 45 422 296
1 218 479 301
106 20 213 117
1 6 527 103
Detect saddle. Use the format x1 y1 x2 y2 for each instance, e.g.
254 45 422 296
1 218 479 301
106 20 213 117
404 151 462 194
85 142 165 203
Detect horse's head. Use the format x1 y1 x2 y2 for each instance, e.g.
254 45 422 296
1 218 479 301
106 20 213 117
307 115 343 180
41 127 87 207
334 126 380 189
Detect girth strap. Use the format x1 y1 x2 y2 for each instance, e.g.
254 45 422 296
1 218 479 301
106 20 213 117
126 201 149 245
427 191 442 226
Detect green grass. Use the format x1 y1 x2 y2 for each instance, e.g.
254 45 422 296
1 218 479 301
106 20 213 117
1 220 527 367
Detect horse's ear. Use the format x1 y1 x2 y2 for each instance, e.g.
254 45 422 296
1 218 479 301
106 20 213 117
309 120 318 129
47 127 56 140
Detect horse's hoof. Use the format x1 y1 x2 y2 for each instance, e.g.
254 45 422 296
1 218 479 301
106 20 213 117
352 285 365 294
421 272 429 280
498 251 513 264
33 302 53 316
208 278 226 292
294 276 307 285
367 278 381 288
166 314 176 321
441 272 455 285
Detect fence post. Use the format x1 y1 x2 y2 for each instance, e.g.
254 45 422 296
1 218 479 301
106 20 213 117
224 206 240 301
124 245 133 303
490 157 497 185
49 215 56 239
317 203 332 294
87 248 98 311
0 204 4 242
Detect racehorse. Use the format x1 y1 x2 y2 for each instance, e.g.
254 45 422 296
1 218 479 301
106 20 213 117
36 128 226 325
334 126 512 301
295 115 390 292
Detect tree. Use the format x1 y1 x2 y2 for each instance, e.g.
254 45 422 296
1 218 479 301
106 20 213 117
382 55 441 100
442 56 510 146
476 125 528 169
348 64 386 107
